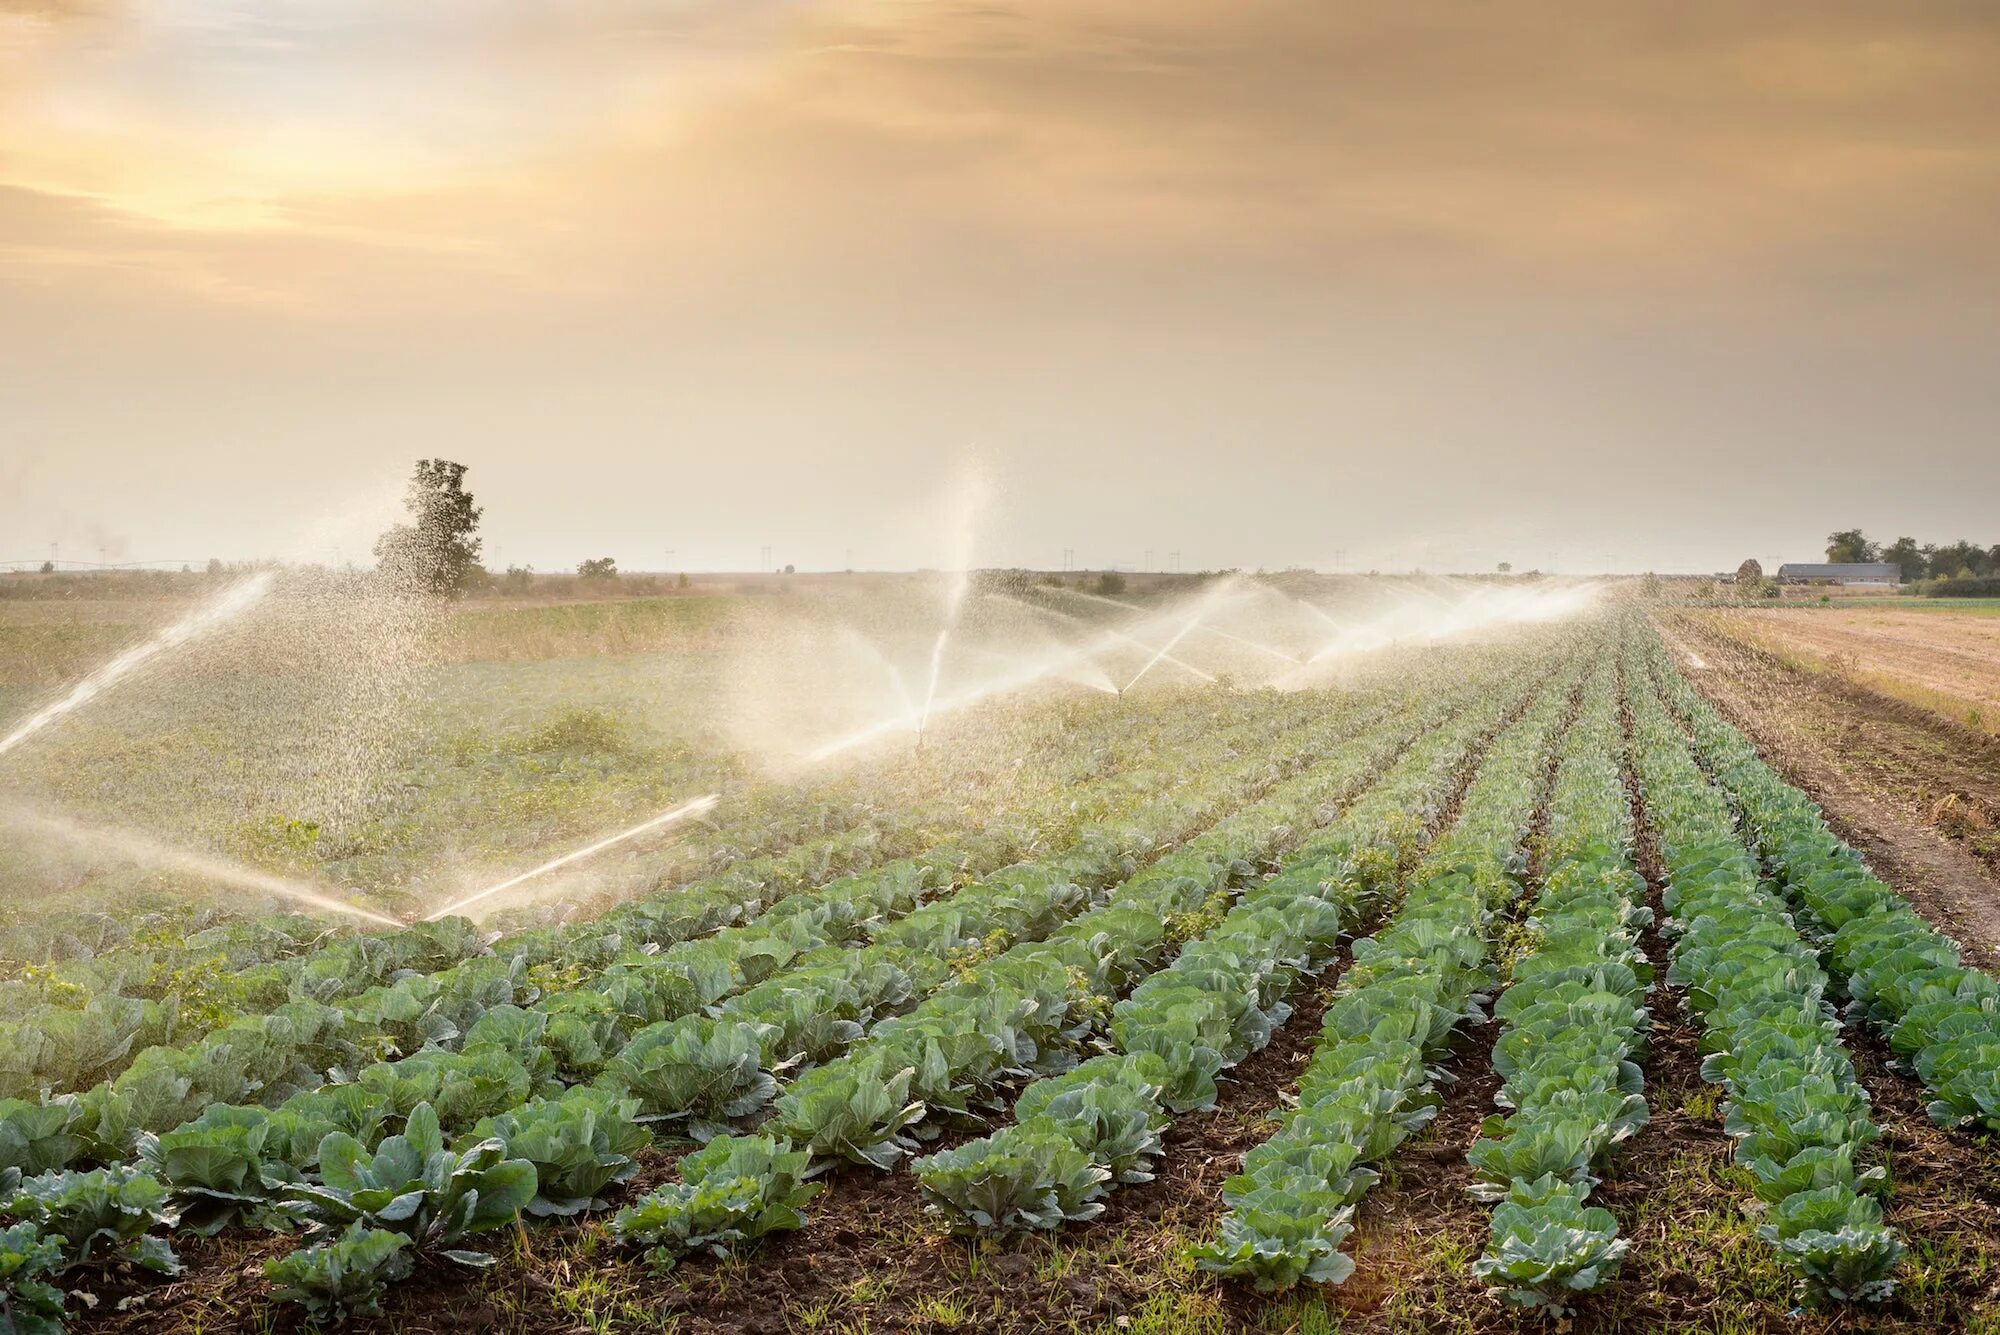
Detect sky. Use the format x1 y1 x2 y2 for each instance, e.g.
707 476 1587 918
2 0 1996 575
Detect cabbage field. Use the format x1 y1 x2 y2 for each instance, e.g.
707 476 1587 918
2 608 1998 1335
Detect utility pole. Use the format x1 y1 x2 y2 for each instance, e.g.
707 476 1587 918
1143 548 1153 573
759 544 772 571
1168 550 1181 575
1062 547 1074 573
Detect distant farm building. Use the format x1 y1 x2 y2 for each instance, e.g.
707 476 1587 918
1775 562 1901 586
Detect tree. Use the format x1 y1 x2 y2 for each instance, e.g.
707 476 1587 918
1095 571 1127 596
1824 529 1878 564
206 557 224 575
1735 558 1763 588
783 563 796 575
1497 562 1512 574
1930 540 1987 580
1882 537 1926 583
38 560 53 574
577 557 618 580
375 459 483 596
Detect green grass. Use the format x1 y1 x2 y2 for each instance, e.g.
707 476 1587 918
0 650 742 913
441 594 738 661
1822 597 2000 614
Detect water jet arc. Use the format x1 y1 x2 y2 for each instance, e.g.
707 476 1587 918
423 793 721 921
0 805 401 928
0 572 274 759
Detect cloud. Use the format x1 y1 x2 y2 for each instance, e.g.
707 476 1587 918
4 0 1997 318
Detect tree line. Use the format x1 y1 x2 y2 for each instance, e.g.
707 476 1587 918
1823 529 2000 582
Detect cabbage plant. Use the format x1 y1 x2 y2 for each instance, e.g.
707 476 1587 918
282 1103 534 1268
264 1224 413 1324
0 1221 67 1335
609 1134 818 1268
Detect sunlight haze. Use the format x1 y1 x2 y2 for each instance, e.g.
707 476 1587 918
4 0 1997 572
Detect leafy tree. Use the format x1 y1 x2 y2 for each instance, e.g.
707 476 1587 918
1735 559 1763 588
37 560 52 574
577 557 618 581
374 460 483 596
1497 562 1512 574
1095 571 1128 596
1930 540 1989 580
1824 529 1878 564
1881 537 1925 583
205 558 223 575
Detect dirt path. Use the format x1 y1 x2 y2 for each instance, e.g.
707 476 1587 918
1659 614 2000 970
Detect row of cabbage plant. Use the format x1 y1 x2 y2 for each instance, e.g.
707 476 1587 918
0 781 909 1063
0 687 1277 1106
1465 659 1650 1311
1192 648 1585 1290
255 676 1468 1316
608 656 1540 1268
1625 636 1903 1306
1653 644 2000 1136
5 690 1345 1174
906 644 1554 1237
420 681 1402 1162
0 684 1427 1324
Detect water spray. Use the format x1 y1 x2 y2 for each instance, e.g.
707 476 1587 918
0 804 401 928
988 593 1214 685
422 793 720 921
1122 597 1219 694
0 572 274 759
802 643 1121 765
1051 587 1301 666
1280 580 1602 686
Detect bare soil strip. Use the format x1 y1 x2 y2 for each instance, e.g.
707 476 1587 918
1661 614 2000 969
